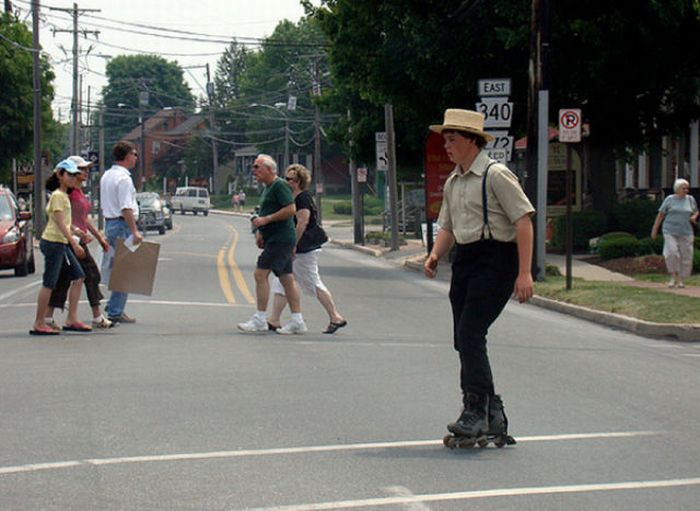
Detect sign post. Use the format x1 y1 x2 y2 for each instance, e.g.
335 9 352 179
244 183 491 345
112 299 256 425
558 108 582 290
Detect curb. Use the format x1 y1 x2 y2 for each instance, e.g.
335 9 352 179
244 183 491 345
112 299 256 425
530 296 700 342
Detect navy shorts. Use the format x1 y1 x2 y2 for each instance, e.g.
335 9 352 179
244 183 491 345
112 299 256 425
40 239 85 289
257 241 295 276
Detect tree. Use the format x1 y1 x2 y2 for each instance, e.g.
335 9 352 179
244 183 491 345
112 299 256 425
101 55 195 146
0 12 57 182
308 0 700 213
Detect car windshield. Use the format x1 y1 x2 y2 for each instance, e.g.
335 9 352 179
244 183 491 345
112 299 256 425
137 195 157 206
0 196 13 221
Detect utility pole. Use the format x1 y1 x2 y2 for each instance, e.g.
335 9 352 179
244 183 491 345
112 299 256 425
525 0 550 280
50 3 99 155
32 0 43 234
312 58 323 225
384 103 400 251
205 63 219 193
348 110 363 244
98 105 104 229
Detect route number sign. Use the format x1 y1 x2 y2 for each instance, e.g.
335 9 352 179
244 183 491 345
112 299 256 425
476 98 513 128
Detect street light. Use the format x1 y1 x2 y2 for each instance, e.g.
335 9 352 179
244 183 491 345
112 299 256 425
250 102 289 170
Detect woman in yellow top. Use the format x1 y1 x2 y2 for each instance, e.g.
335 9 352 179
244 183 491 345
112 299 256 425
30 160 88 335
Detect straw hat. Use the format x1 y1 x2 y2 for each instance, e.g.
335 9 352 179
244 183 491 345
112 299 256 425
429 109 494 142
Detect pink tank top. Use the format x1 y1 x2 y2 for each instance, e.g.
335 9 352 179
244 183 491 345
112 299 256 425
69 188 90 233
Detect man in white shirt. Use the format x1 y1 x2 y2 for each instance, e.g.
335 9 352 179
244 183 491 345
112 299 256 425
100 141 143 323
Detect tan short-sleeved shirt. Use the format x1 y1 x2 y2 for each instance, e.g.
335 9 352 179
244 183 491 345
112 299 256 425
437 151 535 244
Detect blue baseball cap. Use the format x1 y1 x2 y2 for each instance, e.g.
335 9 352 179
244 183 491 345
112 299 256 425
55 159 80 174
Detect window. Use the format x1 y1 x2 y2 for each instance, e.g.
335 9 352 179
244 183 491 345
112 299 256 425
152 141 161 155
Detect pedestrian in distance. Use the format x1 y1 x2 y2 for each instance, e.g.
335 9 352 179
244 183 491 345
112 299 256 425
238 154 307 334
267 164 347 334
651 178 698 288
30 159 88 335
232 192 240 211
238 190 246 212
100 141 143 324
46 156 113 330
423 109 535 448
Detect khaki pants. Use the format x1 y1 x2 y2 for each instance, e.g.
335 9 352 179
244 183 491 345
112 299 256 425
663 233 694 277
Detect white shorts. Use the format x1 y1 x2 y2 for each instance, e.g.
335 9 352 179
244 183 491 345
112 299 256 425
663 233 694 277
271 249 328 297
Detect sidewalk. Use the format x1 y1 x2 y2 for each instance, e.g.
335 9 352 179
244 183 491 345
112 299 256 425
323 219 700 342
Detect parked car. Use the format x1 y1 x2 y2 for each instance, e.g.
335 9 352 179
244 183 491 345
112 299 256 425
0 186 35 277
135 192 166 235
171 186 211 216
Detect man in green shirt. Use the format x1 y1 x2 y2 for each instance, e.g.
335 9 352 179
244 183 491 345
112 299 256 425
238 154 307 334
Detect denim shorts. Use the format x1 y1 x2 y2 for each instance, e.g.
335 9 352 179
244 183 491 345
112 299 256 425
257 241 294 276
40 239 85 289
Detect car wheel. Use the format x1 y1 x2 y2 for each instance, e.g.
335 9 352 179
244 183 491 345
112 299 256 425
204 210 209 216
180 207 185 215
158 226 165 235
166 221 173 230
193 210 198 215
15 256 29 277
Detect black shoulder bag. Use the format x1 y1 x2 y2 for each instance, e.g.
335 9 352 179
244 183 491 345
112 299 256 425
296 194 328 253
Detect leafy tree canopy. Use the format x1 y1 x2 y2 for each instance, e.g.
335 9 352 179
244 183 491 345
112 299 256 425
0 12 57 181
101 54 195 146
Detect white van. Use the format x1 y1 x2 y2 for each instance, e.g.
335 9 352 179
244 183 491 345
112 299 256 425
171 186 211 216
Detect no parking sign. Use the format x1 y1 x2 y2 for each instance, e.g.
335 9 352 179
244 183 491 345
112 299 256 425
559 109 581 143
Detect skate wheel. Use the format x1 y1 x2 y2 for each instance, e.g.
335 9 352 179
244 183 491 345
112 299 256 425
506 435 517 445
494 439 506 448
477 438 489 448
443 434 456 449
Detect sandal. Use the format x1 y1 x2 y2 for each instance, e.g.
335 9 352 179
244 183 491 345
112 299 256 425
30 325 60 336
63 322 93 332
323 319 347 334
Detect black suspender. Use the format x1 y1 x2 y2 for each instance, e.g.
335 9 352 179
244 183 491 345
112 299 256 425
480 161 497 240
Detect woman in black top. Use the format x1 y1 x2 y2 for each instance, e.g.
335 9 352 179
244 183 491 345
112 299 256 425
267 164 347 334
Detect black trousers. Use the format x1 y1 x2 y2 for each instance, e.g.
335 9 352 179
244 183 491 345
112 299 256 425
449 239 518 400
49 241 103 310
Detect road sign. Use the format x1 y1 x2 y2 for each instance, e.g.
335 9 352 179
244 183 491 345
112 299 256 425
357 167 367 183
375 132 388 171
559 109 582 143
478 78 511 97
476 97 513 128
484 130 514 161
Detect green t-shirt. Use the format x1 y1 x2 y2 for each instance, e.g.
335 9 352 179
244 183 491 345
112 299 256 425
258 178 296 244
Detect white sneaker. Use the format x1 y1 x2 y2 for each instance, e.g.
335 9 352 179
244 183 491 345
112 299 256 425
237 315 268 333
276 319 308 335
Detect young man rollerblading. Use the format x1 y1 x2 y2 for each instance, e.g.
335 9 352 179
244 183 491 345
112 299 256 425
424 109 534 449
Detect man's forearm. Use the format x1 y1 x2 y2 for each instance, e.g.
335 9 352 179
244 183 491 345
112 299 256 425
515 215 534 275
122 209 139 237
265 203 296 224
430 228 455 261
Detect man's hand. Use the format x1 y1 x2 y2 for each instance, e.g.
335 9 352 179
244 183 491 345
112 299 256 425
252 215 268 228
424 253 439 278
132 231 144 245
513 272 534 303
255 231 264 249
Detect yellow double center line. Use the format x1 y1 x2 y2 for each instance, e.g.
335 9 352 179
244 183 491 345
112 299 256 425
217 226 255 304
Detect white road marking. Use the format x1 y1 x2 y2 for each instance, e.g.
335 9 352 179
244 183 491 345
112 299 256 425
383 486 433 511
242 477 700 511
0 431 658 477
0 299 252 309
0 279 41 301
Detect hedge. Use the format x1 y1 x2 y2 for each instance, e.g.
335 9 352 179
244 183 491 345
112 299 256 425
611 198 661 239
598 236 639 260
550 210 607 251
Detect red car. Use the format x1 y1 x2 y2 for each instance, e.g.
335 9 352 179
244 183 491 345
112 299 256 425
0 186 35 277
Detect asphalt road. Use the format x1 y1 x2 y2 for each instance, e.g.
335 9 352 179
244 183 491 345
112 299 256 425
1 213 700 510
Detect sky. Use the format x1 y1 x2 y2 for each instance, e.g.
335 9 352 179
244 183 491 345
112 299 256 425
10 0 316 120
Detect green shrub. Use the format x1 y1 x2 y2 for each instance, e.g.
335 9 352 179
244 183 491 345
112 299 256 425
545 263 561 277
598 236 639 260
636 236 664 256
611 198 661 238
694 249 700 273
599 231 636 243
332 201 353 215
550 210 607 251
